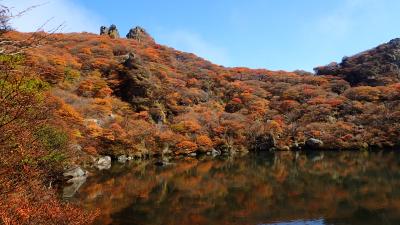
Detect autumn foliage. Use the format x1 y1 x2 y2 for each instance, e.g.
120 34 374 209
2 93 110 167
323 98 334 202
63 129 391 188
1 5 400 222
0 27 396 158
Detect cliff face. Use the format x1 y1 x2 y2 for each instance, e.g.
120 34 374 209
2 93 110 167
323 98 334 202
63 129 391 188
3 30 400 159
315 38 400 86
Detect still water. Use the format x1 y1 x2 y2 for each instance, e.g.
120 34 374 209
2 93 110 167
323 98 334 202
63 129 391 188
66 151 400 225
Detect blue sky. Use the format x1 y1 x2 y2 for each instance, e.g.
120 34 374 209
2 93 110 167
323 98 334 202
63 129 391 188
6 0 400 71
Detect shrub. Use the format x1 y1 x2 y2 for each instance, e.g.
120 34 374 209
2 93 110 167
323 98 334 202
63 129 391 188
34 125 68 151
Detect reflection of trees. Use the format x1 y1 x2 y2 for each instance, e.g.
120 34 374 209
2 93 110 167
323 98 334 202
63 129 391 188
72 152 400 225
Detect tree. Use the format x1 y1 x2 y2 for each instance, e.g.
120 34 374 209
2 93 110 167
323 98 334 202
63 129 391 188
0 5 97 224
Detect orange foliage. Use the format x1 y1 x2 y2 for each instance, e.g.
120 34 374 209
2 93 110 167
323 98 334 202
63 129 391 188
176 141 198 154
196 135 213 150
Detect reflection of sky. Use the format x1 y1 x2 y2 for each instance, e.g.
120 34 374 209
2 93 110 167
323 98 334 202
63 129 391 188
263 219 325 225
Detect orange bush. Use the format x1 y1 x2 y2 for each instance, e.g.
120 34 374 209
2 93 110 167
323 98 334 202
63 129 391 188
196 135 213 149
176 141 198 154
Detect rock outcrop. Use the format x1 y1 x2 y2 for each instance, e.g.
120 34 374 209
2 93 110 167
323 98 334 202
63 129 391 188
100 24 120 39
315 38 400 86
126 26 155 43
96 156 112 170
113 52 156 112
305 138 324 149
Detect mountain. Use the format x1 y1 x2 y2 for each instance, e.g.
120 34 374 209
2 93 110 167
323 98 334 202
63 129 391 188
3 28 399 159
315 38 400 86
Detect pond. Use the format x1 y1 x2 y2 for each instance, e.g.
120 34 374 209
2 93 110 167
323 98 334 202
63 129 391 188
65 151 400 225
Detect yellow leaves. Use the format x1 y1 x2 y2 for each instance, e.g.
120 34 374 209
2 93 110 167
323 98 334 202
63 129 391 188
72 129 83 138
86 121 103 138
93 98 113 113
56 100 83 123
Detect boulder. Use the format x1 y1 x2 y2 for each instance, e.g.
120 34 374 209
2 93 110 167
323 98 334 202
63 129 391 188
126 26 154 43
108 24 120 39
305 138 324 149
63 166 86 178
96 156 112 170
252 134 276 151
100 26 109 35
117 155 128 164
99 24 120 39
211 149 221 157
63 166 88 198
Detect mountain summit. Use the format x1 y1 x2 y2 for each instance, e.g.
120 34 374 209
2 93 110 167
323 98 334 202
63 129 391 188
315 38 400 86
126 26 155 43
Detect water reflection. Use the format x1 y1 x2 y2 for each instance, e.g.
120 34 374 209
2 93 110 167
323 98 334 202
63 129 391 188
67 151 400 225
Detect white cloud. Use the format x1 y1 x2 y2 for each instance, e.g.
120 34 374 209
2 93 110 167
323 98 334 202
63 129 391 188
159 30 231 66
2 0 104 33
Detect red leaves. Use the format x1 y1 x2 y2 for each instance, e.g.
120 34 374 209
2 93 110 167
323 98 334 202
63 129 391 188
232 97 242 104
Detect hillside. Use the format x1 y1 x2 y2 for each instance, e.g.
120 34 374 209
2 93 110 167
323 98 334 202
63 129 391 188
4 29 400 158
315 38 400 86
1 27 400 223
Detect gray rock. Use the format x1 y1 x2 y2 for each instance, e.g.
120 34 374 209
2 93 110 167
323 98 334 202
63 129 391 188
63 166 86 178
305 138 324 149
108 24 120 39
189 152 197 157
100 24 120 39
63 166 88 198
118 155 128 164
211 149 221 157
100 26 109 35
126 26 154 43
96 156 112 170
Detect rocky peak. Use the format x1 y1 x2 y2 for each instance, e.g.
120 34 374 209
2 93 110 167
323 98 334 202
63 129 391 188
315 38 400 86
100 24 120 39
126 26 154 43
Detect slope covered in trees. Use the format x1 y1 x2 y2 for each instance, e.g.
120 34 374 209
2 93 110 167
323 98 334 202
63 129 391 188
3 29 400 159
